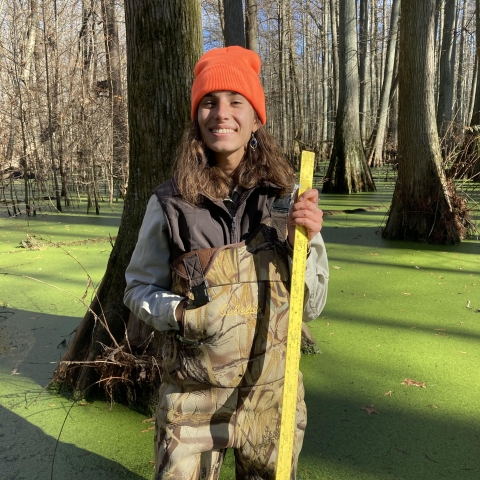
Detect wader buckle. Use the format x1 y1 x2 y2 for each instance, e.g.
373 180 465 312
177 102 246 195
190 281 212 307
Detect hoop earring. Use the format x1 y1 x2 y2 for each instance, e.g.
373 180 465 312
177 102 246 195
249 133 258 151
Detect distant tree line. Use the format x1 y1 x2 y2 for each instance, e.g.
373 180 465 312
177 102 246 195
2 1 480 216
0 0 127 214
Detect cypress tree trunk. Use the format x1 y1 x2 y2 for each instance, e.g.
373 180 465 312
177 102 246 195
101 0 128 203
322 3 330 160
436 0 457 139
329 0 339 112
278 0 288 150
383 0 469 244
434 0 444 110
79 0 97 214
467 55 478 126
41 0 62 212
288 4 304 148
371 0 379 117
51 0 69 207
467 0 480 182
53 0 203 403
455 0 468 127
359 0 370 143
471 0 480 126
367 0 400 167
245 0 258 53
8 0 38 215
322 0 375 193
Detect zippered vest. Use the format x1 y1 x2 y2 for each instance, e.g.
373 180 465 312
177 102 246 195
154 179 290 261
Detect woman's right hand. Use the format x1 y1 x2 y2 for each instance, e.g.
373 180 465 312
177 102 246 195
286 188 323 247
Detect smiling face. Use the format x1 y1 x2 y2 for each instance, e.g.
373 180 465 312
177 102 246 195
197 91 260 175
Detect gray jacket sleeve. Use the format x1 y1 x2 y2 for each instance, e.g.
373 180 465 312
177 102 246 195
124 195 184 332
303 231 329 322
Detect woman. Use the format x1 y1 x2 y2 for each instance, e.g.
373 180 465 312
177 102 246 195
124 46 328 480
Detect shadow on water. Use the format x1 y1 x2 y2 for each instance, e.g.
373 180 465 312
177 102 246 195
301 389 480 480
0 308 153 480
0 405 146 480
322 224 480 255
0 308 81 387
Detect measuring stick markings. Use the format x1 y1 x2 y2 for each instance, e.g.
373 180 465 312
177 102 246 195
276 151 315 479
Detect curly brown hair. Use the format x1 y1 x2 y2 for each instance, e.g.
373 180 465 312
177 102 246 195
173 120 295 205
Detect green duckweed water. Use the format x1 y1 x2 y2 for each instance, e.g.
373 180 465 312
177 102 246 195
1 176 479 479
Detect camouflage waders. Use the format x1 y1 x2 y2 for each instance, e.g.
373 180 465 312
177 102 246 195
154 224 306 479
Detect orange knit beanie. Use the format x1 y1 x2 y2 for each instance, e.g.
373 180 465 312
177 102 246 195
191 46 266 125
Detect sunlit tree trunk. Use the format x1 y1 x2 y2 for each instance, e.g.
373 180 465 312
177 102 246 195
217 0 225 42
288 2 304 149
436 0 457 139
41 0 62 211
370 0 379 118
322 2 330 160
469 0 480 181
322 0 375 193
383 0 468 243
467 54 478 125
435 0 444 110
329 0 339 112
470 0 480 126
359 0 370 143
79 0 99 214
301 7 311 146
380 0 388 89
102 0 128 203
388 81 399 150
278 0 288 150
7 0 38 215
245 0 258 53
455 0 468 127
50 0 70 207
367 0 400 167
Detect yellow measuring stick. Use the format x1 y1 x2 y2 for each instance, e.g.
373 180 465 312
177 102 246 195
276 150 315 479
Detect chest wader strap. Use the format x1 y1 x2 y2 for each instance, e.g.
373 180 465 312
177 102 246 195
182 253 212 307
271 195 291 242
